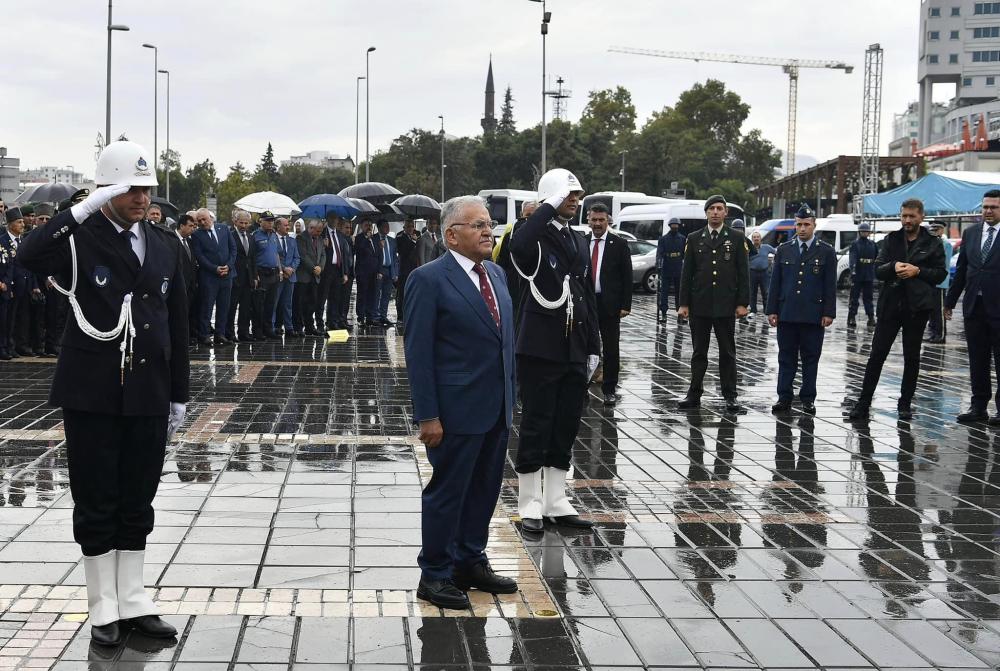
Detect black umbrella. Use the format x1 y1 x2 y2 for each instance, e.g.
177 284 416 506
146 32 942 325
376 203 406 222
345 197 380 219
338 181 403 205
150 196 179 222
15 182 79 204
392 194 442 219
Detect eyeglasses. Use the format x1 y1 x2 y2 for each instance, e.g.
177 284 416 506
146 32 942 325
451 220 494 232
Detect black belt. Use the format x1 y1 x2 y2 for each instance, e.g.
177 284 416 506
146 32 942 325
259 267 279 275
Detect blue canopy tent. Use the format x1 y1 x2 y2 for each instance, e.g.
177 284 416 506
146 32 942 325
864 171 1000 216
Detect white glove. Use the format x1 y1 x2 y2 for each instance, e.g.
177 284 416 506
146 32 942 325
167 402 187 440
587 355 600 381
69 184 131 224
544 186 571 210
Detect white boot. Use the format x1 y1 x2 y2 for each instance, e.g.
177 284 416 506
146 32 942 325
542 467 578 518
116 550 158 619
517 470 543 520
83 551 120 627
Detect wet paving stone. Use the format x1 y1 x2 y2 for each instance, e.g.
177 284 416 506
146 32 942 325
0 295 999 668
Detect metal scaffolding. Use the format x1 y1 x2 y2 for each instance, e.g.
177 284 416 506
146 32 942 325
858 44 884 208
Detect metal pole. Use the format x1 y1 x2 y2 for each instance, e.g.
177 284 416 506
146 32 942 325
439 115 445 202
365 46 376 182
158 69 170 201
355 76 365 184
620 151 626 191
105 0 113 142
142 44 157 192
541 0 547 174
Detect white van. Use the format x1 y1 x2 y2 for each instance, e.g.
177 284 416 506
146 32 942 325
814 214 860 252
478 189 537 228
577 191 670 226
616 200 747 241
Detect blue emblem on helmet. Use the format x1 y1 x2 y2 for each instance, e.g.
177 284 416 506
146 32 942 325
136 157 148 170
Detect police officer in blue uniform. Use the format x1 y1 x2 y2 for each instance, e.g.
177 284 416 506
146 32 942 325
17 141 188 646
847 222 878 328
252 212 282 338
656 217 685 322
767 205 837 414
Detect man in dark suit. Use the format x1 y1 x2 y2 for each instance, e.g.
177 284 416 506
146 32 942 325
373 219 400 327
677 195 750 413
0 209 35 357
846 198 946 420
767 206 837 415
273 218 301 336
175 214 199 344
190 208 236 346
395 219 420 333
353 219 379 327
404 195 516 610
947 189 1000 423
296 220 326 336
227 209 257 341
337 219 356 328
17 140 186 645
509 168 599 533
319 214 348 331
0 215 16 359
585 203 632 406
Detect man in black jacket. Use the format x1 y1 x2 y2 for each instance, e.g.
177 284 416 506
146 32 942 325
227 209 257 341
846 198 946 420
395 219 420 333
677 195 750 413
175 214 199 344
584 203 632 406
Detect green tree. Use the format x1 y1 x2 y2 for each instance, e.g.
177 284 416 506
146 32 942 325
256 142 278 184
498 86 516 136
577 87 637 192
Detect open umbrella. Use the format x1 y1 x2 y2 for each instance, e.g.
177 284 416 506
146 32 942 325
376 203 406 222
234 191 301 216
392 194 441 219
150 196 179 222
338 181 402 205
297 193 360 220
345 197 379 219
15 183 82 204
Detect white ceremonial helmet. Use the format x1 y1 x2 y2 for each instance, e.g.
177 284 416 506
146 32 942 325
95 140 159 187
536 168 584 202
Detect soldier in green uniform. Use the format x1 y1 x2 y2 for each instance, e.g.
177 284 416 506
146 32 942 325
676 195 750 413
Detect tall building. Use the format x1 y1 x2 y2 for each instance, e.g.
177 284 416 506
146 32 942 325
918 0 1000 145
481 57 497 135
889 101 948 155
19 166 86 186
280 150 355 172
0 149 20 205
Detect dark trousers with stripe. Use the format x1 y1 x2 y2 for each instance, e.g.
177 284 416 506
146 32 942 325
776 321 825 403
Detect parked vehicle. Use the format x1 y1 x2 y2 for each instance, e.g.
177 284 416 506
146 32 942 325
616 200 746 241
627 238 658 293
577 191 669 226
478 189 537 227
815 214 860 251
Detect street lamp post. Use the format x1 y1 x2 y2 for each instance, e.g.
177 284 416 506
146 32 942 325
157 69 170 201
438 115 445 202
529 0 551 175
365 46 376 182
355 75 365 184
141 43 157 193
105 0 130 142
620 150 627 191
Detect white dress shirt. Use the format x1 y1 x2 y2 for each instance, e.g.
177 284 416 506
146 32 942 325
327 227 339 265
449 250 498 304
590 234 607 293
982 222 999 254
111 220 146 265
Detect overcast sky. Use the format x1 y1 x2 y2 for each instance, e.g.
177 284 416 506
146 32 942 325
7 0 928 182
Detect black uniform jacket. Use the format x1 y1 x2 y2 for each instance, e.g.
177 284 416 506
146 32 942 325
679 225 751 318
508 203 600 363
874 227 947 314
231 226 257 288
18 209 190 416
585 231 633 318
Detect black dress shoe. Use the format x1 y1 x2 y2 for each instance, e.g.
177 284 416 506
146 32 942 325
676 396 701 409
846 404 870 420
15 348 33 357
724 399 745 414
927 336 945 344
416 577 470 610
123 615 177 638
213 336 229 345
988 415 1000 427
199 337 213 346
847 317 857 328
452 562 518 594
545 514 594 529
40 351 57 358
0 352 12 361
958 408 988 424
603 393 622 407
520 517 544 533
897 402 913 420
380 319 395 327
801 401 817 415
771 400 792 414
287 331 303 338
32 349 44 357
867 316 876 328
304 328 318 336
90 622 122 646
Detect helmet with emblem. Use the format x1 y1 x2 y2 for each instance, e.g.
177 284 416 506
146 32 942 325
536 168 584 202
95 140 158 187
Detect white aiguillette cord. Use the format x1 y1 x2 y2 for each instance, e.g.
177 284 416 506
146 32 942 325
509 240 574 336
47 236 135 384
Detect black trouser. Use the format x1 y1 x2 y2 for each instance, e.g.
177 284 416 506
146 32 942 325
597 309 621 395
0 299 9 355
63 409 167 557
296 280 320 331
255 270 280 335
848 279 875 318
857 305 929 406
187 288 199 340
515 355 587 473
659 274 681 312
340 277 354 324
320 265 343 329
43 287 67 352
14 293 43 353
396 272 411 326
229 281 255 338
749 269 769 314
687 315 738 399
356 269 377 322
964 297 1000 412
927 287 947 339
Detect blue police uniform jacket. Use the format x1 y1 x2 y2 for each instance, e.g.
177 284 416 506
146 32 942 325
656 231 686 277
16 209 190 416
849 237 878 282
253 229 281 269
766 238 837 325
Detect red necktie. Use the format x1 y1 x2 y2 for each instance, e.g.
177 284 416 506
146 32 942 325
591 237 601 286
473 263 500 329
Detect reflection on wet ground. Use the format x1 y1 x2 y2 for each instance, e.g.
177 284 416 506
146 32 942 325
0 294 998 669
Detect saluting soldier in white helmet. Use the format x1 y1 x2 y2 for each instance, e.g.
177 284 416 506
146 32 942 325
18 140 189 646
508 168 600 534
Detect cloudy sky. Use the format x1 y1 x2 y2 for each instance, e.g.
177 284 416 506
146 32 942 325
7 0 928 181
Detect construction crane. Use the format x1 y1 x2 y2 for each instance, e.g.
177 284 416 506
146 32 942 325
609 46 854 174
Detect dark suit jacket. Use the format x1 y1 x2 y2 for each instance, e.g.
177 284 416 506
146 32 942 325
354 232 379 275
0 232 37 297
679 225 750 318
176 232 198 296
874 227 946 314
585 231 633 318
340 232 355 278
297 233 327 283
947 222 1000 317
765 239 837 324
18 210 189 415
403 252 515 433
508 203 600 363
191 224 237 282
231 226 256 288
397 232 420 281
375 234 400 279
